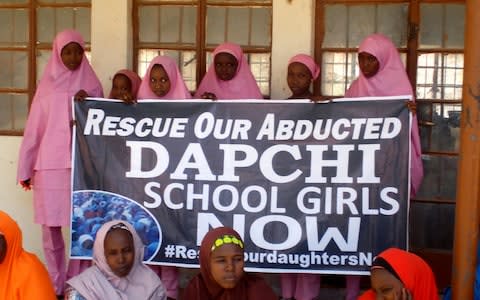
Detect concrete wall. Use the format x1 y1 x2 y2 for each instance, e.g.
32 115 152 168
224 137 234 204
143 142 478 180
0 0 315 261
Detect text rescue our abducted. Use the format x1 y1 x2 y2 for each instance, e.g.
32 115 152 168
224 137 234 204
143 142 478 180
82 108 405 252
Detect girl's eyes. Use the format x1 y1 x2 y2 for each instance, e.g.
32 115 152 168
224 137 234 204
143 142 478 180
122 247 133 254
106 250 118 256
150 78 168 83
216 63 235 68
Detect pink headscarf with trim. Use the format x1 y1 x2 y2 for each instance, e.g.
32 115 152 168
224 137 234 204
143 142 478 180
67 220 166 300
345 34 423 197
109 69 142 99
194 42 263 99
17 29 103 179
137 55 191 100
288 54 320 80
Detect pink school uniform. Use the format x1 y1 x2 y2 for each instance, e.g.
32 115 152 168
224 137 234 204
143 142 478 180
345 33 423 198
344 33 424 300
194 42 263 100
17 29 103 295
137 55 191 299
280 53 321 300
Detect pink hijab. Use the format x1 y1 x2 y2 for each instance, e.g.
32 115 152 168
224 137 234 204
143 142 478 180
194 42 263 99
67 220 166 300
345 34 411 97
288 54 320 80
345 34 424 197
109 69 142 98
137 55 191 100
17 29 103 180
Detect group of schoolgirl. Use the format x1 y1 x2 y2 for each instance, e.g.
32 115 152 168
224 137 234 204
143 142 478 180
2 213 439 300
15 28 425 300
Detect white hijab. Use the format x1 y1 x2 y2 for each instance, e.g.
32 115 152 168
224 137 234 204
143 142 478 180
68 220 166 300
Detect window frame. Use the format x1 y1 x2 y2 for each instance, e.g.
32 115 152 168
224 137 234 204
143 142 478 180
0 0 91 136
132 0 272 94
314 2 465 276
314 0 464 204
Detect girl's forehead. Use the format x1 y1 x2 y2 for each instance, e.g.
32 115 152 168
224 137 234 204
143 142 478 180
114 74 131 84
105 227 132 241
289 62 310 72
151 64 169 76
215 52 237 62
210 234 244 252
211 243 244 256
62 42 82 51
359 51 376 58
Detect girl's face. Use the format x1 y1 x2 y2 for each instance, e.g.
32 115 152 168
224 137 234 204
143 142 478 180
104 228 135 277
209 243 244 289
370 268 405 300
61 42 84 71
111 74 133 100
214 53 238 81
358 52 380 78
287 62 313 98
149 64 171 97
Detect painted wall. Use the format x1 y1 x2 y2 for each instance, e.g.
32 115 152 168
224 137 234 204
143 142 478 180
0 0 315 261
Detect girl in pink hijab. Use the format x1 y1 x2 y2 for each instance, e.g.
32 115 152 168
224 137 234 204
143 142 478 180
109 69 142 103
137 55 191 100
280 53 321 300
345 33 423 198
137 55 190 299
286 53 320 100
194 42 263 100
344 33 424 300
66 220 166 300
17 29 103 296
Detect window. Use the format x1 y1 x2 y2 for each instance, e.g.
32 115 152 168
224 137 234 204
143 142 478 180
315 0 465 255
0 2 30 134
415 2 464 206
134 0 272 95
0 0 91 135
318 3 409 96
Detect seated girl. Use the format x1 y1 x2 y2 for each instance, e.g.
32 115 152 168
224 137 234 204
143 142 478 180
0 210 56 300
183 226 277 300
65 220 166 300
359 248 439 300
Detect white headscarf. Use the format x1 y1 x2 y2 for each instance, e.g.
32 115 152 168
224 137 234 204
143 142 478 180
67 220 166 300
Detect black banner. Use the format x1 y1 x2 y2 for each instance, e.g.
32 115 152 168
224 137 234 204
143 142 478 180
71 98 410 275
